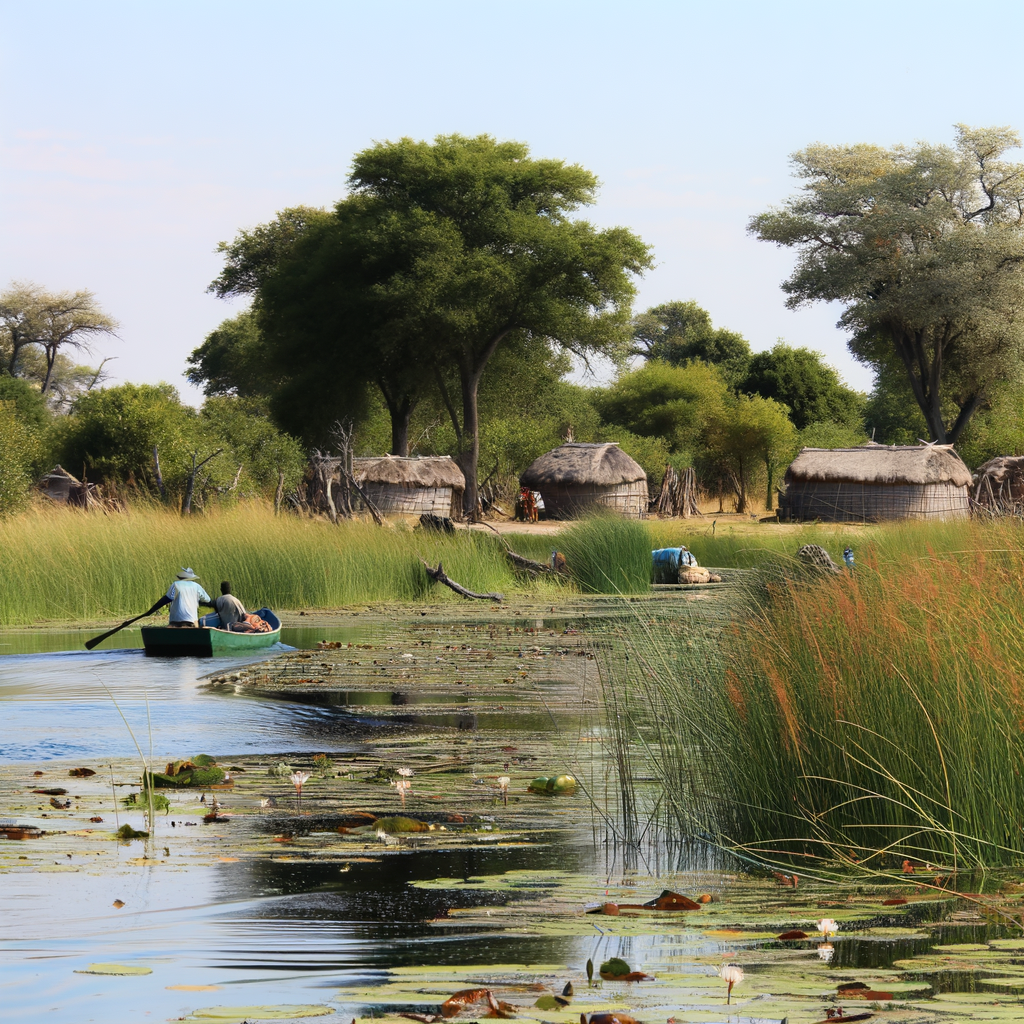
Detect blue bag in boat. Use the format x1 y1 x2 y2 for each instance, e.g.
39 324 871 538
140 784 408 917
652 546 699 583
652 548 682 583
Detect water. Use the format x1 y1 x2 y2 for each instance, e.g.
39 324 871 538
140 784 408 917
0 627 382 764
0 621 990 1023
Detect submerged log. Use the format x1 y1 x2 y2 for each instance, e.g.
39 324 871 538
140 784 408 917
422 560 504 602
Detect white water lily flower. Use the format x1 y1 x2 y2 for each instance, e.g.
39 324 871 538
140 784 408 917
817 918 839 938
719 964 744 1004
817 942 834 962
497 776 510 789
397 767 414 778
290 771 311 789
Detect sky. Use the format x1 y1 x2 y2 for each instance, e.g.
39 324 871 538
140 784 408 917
3 0 1024 403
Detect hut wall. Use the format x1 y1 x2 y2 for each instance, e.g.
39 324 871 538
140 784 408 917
360 483 457 517
780 481 969 522
538 481 649 520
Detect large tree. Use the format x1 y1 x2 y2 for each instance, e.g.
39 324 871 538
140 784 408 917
742 341 864 430
750 125 1024 444
632 300 751 386
330 134 651 516
0 282 117 397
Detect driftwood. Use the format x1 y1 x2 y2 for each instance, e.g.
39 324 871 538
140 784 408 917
421 560 503 602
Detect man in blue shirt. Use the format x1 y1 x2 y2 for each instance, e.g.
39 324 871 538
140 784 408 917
152 568 214 627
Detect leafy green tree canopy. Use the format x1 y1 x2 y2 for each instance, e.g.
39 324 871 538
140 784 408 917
257 134 652 515
595 360 729 456
207 207 332 299
742 341 864 430
707 393 797 512
632 300 751 385
750 125 1024 444
0 374 48 429
186 310 274 400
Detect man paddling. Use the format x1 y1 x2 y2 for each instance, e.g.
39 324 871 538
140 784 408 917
152 567 214 627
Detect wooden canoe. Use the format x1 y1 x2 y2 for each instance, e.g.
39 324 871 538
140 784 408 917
141 609 281 657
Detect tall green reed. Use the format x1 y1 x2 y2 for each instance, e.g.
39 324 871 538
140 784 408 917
615 518 1024 870
556 513 654 594
0 504 568 624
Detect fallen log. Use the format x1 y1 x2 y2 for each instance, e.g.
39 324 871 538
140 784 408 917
506 550 558 576
422 560 504 602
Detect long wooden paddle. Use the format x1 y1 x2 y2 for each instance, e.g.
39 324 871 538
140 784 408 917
85 599 167 650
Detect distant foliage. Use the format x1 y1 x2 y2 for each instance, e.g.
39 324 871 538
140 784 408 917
0 401 36 516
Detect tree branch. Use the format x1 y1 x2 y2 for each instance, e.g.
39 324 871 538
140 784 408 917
420 560 503 601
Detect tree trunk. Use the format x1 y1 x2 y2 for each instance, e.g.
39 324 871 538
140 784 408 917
391 399 411 457
183 459 197 515
152 447 167 500
380 384 414 456
765 458 774 511
458 368 482 521
40 346 57 395
182 449 222 516
274 469 285 514
735 462 747 513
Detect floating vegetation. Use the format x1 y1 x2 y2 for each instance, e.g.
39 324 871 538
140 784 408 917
74 963 152 975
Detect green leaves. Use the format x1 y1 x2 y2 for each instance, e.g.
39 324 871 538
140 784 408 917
751 125 1024 443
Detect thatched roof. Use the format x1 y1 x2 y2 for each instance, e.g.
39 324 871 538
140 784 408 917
974 455 1024 485
520 443 646 488
39 464 80 483
785 444 972 487
353 455 465 490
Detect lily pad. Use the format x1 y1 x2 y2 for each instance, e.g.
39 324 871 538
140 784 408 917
189 1006 334 1020
74 962 152 975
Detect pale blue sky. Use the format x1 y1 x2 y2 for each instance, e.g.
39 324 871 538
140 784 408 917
3 0 1023 402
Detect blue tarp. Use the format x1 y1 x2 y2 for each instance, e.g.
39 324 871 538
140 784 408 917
652 547 697 583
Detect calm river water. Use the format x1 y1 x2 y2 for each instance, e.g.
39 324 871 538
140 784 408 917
0 624 599 1024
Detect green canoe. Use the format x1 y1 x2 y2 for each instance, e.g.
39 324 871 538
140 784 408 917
141 608 281 657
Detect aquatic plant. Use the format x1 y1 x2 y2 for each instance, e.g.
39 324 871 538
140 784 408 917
615 517 1024 870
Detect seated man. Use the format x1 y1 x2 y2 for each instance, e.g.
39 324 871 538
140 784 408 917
153 568 214 627
215 581 247 629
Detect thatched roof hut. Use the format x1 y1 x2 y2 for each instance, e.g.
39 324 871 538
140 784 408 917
779 443 971 522
36 465 100 508
353 455 465 518
973 455 1024 511
520 442 648 519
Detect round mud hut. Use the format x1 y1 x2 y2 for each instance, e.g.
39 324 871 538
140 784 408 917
353 455 465 518
778 443 971 522
520 442 648 519
973 455 1024 512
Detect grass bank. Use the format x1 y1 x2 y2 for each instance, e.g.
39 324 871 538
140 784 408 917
0 505 567 625
618 517 1024 870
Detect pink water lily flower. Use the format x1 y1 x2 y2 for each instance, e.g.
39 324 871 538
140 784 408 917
817 918 838 938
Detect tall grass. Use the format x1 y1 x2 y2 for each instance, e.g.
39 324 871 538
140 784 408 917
0 504 570 625
557 514 654 594
618 518 1024 869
